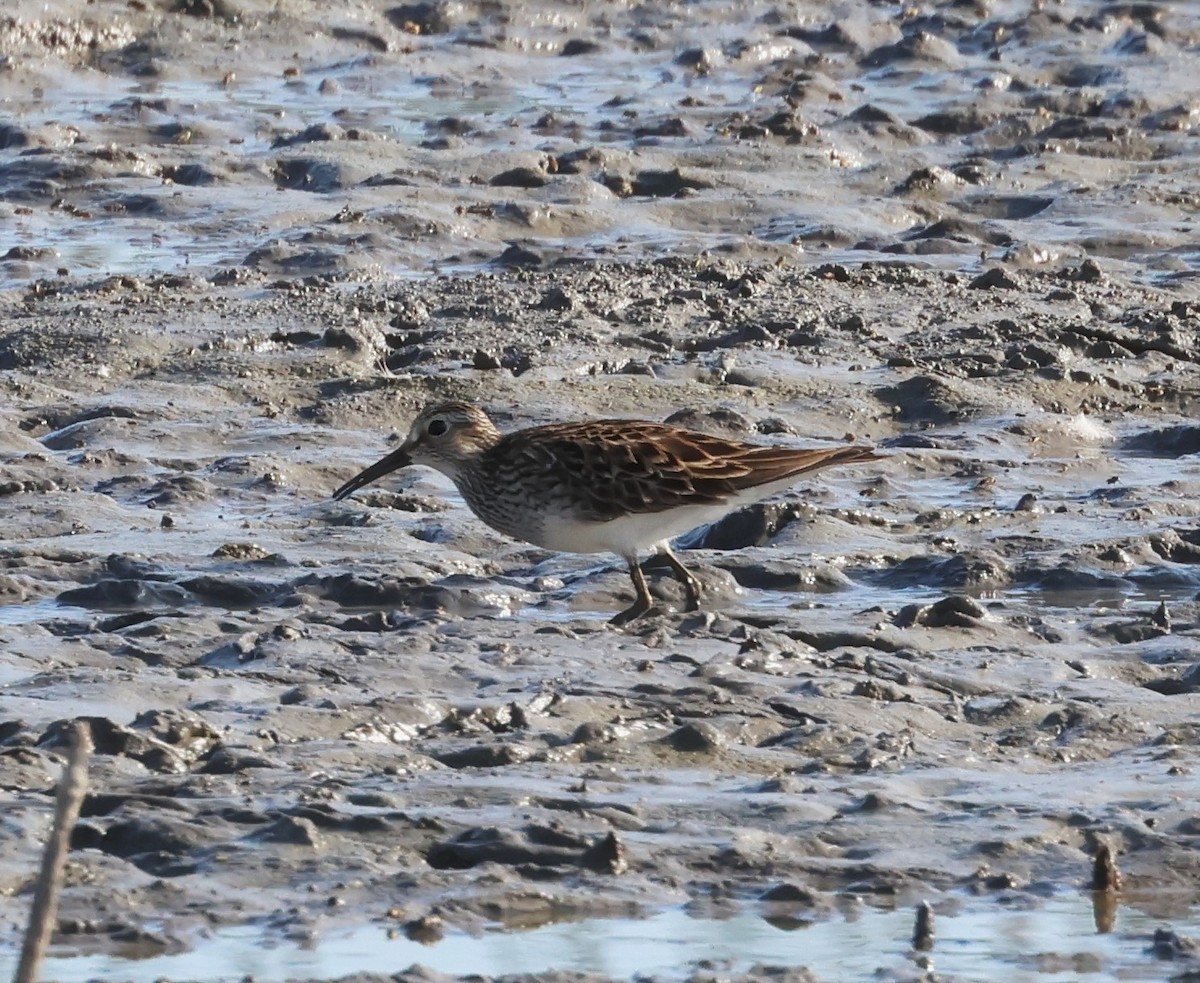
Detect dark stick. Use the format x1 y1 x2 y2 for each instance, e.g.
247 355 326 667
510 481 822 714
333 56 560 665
15 721 93 983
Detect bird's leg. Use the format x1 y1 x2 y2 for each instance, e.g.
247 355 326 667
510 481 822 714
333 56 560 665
658 544 702 612
610 554 656 626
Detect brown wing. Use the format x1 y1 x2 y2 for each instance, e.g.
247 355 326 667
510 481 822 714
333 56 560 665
490 420 877 522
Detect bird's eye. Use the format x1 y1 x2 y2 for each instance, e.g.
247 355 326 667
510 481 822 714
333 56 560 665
427 419 448 437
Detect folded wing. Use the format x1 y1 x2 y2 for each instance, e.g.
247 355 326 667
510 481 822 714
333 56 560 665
495 421 878 522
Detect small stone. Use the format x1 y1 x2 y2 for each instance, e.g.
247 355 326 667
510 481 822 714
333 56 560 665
969 267 1019 290
404 915 444 944
667 720 725 752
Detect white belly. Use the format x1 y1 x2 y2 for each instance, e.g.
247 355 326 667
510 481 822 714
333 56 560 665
532 475 805 557
536 504 723 556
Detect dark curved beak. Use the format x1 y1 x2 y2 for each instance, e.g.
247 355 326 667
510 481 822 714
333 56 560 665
331 446 412 501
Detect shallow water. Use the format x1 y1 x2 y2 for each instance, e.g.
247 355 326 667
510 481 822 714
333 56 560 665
9 893 1196 983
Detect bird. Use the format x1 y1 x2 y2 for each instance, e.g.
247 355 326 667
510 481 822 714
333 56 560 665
332 400 878 626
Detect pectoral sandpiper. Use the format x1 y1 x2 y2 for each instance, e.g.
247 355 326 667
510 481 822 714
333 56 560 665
332 401 878 625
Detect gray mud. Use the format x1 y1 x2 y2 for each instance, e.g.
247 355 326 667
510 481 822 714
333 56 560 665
2 1 1200 982
3 0 1200 285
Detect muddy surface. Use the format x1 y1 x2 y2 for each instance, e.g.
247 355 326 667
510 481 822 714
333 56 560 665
2 1 1200 982
3 0 1200 286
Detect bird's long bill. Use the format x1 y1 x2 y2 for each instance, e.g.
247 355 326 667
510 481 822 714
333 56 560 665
331 446 412 501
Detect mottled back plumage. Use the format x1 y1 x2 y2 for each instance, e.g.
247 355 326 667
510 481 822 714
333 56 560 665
332 400 879 625
481 419 877 522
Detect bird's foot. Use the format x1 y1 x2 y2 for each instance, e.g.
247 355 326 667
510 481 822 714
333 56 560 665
609 599 658 627
610 598 707 627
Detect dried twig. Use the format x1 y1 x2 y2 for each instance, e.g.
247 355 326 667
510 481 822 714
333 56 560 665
912 900 935 951
1092 841 1123 893
14 720 93 983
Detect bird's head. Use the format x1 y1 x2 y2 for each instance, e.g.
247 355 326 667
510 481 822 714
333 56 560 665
332 400 501 500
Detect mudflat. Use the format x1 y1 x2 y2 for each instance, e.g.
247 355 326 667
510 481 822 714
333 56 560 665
1 1 1199 980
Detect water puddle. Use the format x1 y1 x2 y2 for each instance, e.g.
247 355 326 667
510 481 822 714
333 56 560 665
0 598 93 627
7 893 1195 983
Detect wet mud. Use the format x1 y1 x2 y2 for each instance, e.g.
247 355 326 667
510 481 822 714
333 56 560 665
3 0 1200 285
3 260 1199 980
2 0 1200 981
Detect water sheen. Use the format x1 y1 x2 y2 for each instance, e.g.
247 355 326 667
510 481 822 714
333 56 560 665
7 894 1195 983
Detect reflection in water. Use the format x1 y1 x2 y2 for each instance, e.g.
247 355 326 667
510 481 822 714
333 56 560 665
1 893 1195 983
1094 891 1119 935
